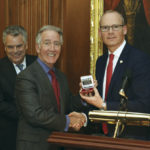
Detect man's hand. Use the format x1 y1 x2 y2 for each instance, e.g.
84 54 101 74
79 80 98 95
68 112 86 131
80 87 105 109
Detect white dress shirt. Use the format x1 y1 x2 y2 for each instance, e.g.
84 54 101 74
13 57 26 74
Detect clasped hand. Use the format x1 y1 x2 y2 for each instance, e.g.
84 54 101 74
68 112 86 131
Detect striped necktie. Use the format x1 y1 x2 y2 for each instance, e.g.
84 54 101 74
16 64 24 71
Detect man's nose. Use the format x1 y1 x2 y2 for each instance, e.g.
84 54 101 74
13 46 18 52
49 43 56 50
108 27 113 32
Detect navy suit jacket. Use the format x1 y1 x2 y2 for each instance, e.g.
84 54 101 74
95 43 150 139
0 55 36 150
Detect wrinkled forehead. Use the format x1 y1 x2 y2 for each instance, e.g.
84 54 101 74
100 12 123 26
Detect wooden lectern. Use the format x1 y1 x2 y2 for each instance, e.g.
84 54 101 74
48 132 150 150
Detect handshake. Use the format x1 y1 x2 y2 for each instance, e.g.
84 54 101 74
68 112 86 131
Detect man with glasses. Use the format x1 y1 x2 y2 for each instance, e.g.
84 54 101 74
0 25 36 150
80 10 150 140
15 25 86 150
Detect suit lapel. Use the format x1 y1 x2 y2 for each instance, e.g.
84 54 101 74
96 53 108 96
101 54 108 95
108 44 130 97
4 57 17 85
33 61 59 110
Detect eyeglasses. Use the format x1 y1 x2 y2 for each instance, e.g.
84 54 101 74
5 44 24 51
100 24 124 32
42 41 62 49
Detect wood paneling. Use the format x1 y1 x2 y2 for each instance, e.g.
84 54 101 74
64 0 90 93
0 0 50 56
0 0 90 93
51 0 90 93
0 0 9 57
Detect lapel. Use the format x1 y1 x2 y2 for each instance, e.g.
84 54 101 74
107 44 130 97
33 61 59 111
96 53 108 96
4 57 17 86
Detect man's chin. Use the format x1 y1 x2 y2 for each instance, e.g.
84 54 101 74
11 58 24 64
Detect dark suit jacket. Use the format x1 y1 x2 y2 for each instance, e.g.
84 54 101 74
95 43 150 139
0 55 36 150
15 60 84 150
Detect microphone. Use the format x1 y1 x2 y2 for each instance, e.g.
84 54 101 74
119 70 131 98
119 70 131 111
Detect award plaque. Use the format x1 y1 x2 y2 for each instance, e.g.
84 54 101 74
80 75 94 94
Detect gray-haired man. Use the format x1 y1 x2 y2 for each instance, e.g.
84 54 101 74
0 25 36 150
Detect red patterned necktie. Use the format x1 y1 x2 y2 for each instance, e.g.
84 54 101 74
102 54 114 135
49 70 60 112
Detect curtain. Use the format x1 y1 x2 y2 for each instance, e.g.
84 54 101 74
143 0 150 25
104 0 120 11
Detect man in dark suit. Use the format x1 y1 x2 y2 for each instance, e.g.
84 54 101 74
0 25 36 150
80 10 150 140
15 25 86 150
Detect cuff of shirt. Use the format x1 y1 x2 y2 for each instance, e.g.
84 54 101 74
81 99 88 106
64 115 70 131
81 113 88 127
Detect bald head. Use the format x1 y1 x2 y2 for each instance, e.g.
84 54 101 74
100 10 125 26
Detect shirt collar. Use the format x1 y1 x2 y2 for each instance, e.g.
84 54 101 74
37 58 55 73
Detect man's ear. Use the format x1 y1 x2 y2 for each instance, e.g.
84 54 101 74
25 42 28 50
35 44 40 53
123 25 127 35
99 29 102 38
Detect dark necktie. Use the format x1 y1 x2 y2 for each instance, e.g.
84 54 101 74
103 54 114 135
16 64 24 71
49 70 60 112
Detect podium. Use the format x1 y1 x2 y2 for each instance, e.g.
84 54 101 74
48 132 150 150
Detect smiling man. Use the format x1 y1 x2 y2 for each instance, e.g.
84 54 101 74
0 25 36 150
80 10 150 140
15 25 86 150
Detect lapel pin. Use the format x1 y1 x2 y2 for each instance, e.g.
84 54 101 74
120 60 123 64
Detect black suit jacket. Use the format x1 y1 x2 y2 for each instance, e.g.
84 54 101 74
0 55 36 150
89 43 150 139
15 61 84 150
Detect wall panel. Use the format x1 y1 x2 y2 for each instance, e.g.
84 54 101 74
0 0 90 93
63 0 90 93
0 0 50 57
50 0 90 93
